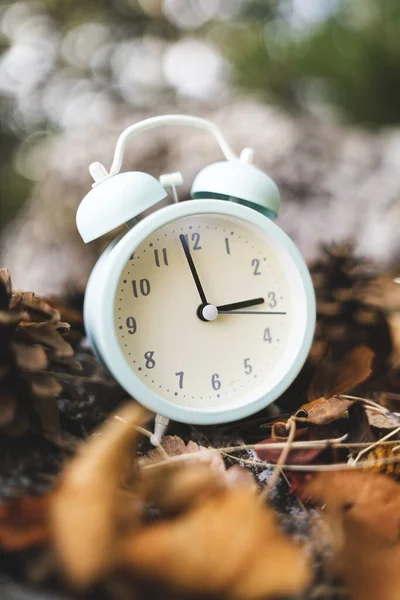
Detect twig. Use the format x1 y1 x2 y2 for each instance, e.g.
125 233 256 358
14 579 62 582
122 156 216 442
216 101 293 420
219 451 400 472
341 394 400 426
113 416 169 461
264 417 296 498
351 425 400 465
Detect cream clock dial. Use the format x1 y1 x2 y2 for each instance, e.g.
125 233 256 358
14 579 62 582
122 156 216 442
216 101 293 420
114 213 292 410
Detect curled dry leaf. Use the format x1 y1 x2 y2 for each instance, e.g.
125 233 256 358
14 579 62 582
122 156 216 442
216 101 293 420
308 345 374 403
141 461 258 516
304 471 400 600
140 435 257 512
296 395 355 426
256 421 326 466
124 489 311 600
257 345 375 467
255 440 323 466
140 463 226 515
365 408 398 430
50 402 147 589
139 435 226 473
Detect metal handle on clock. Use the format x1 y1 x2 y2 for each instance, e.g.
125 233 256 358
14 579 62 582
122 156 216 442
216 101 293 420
89 115 254 184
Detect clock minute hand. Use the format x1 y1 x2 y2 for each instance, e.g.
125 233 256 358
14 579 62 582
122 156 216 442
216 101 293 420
216 297 265 312
179 234 208 305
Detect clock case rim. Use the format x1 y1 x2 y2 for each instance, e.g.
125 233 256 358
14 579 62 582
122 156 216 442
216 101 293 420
84 198 316 424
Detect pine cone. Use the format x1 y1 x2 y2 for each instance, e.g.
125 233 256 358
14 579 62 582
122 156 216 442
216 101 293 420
45 294 85 347
311 243 392 375
0 268 80 437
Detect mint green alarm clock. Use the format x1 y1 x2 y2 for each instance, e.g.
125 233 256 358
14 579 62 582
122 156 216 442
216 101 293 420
76 115 315 444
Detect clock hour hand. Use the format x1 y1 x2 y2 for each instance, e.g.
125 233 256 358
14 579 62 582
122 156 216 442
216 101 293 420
216 297 264 312
179 234 208 305
217 297 286 315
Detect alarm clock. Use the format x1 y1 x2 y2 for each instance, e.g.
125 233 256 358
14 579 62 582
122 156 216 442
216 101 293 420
76 115 315 444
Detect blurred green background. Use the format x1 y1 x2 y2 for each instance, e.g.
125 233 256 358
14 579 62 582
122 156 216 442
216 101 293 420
2 0 400 231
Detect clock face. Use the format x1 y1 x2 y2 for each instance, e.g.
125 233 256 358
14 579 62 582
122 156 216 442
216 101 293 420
114 212 305 412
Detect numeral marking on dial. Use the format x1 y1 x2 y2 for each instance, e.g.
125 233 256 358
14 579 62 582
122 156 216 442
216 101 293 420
154 248 168 267
268 291 277 308
184 232 202 250
132 279 151 297
263 327 272 343
175 371 184 389
251 258 261 275
244 358 252 374
126 316 137 334
212 373 221 390
144 351 155 369
225 237 231 255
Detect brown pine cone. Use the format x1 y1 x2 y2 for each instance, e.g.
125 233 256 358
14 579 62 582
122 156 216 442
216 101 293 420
0 268 80 437
44 294 85 347
311 243 393 376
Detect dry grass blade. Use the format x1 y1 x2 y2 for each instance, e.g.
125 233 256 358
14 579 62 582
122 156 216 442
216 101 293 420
50 402 147 589
264 417 296 496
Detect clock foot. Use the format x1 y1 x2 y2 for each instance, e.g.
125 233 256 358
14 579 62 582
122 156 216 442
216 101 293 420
150 413 170 446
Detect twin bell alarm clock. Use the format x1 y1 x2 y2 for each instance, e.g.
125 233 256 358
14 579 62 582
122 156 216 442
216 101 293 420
76 115 316 444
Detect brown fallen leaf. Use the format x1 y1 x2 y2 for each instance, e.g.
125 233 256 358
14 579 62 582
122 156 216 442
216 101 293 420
139 434 226 474
256 439 323 466
296 395 355 426
308 345 374 403
296 344 374 427
140 462 227 514
304 471 400 600
336 513 400 600
256 420 328 466
305 470 400 516
0 496 50 551
141 459 258 516
259 346 374 461
140 434 256 510
124 489 311 600
50 402 147 589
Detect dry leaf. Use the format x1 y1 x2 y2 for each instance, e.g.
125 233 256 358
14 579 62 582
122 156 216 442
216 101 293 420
305 470 400 516
140 462 226 514
335 513 400 600
140 435 257 512
50 402 147 589
297 395 355 425
124 489 311 600
256 438 323 465
139 435 226 474
305 471 400 600
308 345 374 402
0 496 50 551
366 408 398 430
